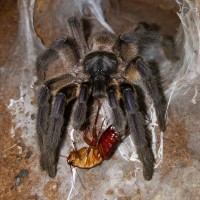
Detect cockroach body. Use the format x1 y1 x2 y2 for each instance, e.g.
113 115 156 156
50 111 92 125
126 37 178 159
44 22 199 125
67 106 121 168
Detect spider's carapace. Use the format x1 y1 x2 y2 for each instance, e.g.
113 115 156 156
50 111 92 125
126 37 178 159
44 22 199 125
67 107 121 168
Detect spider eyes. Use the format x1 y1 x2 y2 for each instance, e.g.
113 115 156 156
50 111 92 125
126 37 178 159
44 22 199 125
83 51 118 76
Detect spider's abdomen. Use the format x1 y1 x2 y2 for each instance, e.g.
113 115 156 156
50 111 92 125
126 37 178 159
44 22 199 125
98 125 120 160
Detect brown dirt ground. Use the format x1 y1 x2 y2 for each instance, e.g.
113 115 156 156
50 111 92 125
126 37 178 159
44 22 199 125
0 1 37 199
0 0 18 66
0 102 38 200
162 109 191 178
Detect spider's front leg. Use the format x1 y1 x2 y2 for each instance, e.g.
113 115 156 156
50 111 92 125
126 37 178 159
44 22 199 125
40 92 66 177
36 26 86 177
133 57 167 131
36 86 51 151
121 83 155 180
108 88 126 133
71 83 91 129
37 83 78 178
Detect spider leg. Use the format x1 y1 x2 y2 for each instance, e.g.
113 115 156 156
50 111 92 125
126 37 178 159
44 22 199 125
121 23 167 131
68 17 88 58
133 57 167 131
39 84 78 178
36 37 79 83
121 22 161 48
40 92 66 177
71 83 91 129
122 83 155 180
108 88 126 133
36 86 51 151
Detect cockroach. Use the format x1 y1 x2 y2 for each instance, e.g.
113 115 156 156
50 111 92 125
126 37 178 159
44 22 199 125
67 105 121 168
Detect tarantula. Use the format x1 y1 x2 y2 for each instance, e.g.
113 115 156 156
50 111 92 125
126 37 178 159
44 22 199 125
36 17 167 180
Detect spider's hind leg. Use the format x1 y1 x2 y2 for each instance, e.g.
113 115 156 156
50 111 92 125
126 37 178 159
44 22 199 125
121 83 155 180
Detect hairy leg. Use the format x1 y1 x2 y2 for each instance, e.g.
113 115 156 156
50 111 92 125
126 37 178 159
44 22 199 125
122 83 155 180
36 86 51 151
120 23 167 132
40 93 66 177
68 16 88 58
71 83 91 129
36 37 79 83
134 57 167 131
108 89 126 133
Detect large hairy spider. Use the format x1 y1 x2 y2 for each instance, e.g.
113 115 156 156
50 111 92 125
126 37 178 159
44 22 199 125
36 17 167 180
